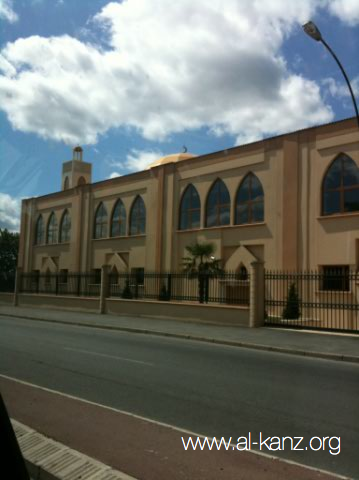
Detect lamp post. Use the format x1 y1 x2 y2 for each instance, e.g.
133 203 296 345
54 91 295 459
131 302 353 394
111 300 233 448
302 21 359 129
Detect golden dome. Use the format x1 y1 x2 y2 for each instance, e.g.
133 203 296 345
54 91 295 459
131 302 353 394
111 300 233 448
147 152 196 169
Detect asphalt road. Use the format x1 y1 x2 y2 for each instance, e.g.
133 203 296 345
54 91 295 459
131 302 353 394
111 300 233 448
0 315 358 478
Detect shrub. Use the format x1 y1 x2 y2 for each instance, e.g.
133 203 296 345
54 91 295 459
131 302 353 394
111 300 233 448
121 281 133 299
158 284 170 301
282 283 300 319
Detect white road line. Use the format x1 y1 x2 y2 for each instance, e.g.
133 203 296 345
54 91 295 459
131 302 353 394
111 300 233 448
0 373 351 480
63 347 154 366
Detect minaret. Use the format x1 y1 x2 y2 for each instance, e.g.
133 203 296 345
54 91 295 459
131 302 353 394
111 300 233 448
61 146 92 190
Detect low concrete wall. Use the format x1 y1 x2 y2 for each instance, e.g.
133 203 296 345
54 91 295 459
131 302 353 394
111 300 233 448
0 292 13 305
5 293 250 326
106 298 250 326
17 294 100 313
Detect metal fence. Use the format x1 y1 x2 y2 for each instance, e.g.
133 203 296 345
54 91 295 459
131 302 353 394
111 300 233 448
109 271 250 306
20 272 101 297
0 273 15 293
17 270 250 305
265 270 359 332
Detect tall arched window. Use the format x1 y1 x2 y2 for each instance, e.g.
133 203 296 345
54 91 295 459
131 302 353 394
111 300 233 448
94 202 108 239
179 184 200 230
47 212 58 244
205 179 230 227
322 154 359 215
130 196 146 235
59 210 71 243
235 173 264 224
63 176 69 190
78 176 86 186
35 215 44 245
111 199 126 237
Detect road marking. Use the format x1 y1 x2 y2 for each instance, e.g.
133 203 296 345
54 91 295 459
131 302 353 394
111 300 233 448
63 347 154 366
0 373 350 480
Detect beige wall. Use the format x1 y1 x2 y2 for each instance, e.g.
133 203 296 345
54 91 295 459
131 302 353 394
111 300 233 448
106 298 249 326
19 118 359 275
17 294 99 312
307 124 359 270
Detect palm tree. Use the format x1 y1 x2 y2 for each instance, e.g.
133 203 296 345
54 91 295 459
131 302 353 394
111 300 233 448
182 242 222 274
182 242 222 303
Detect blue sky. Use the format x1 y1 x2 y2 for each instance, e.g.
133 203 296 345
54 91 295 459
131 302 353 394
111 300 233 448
0 0 358 230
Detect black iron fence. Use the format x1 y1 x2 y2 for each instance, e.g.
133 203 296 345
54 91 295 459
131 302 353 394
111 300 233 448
20 272 101 297
265 270 359 332
109 271 250 305
17 270 250 305
0 273 15 293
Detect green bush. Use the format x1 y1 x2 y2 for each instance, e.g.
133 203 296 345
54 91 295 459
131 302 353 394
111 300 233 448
158 284 170 301
282 283 301 319
121 281 133 299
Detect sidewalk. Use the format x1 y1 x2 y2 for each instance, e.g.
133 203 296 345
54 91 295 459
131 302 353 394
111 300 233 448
0 304 358 363
12 419 136 480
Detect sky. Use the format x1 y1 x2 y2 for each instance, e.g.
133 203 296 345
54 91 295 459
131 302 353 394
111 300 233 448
0 0 359 231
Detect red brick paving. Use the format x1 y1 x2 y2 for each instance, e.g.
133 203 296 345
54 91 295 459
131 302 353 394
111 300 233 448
0 376 339 480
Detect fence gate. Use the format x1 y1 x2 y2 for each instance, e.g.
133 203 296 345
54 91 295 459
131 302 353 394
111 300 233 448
264 270 359 333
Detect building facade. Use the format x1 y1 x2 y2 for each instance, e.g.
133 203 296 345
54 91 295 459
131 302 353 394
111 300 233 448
18 118 359 280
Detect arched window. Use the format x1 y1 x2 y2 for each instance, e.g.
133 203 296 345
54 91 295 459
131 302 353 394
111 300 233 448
63 176 69 190
78 176 86 186
111 199 126 237
129 196 146 235
322 154 359 215
179 184 200 230
59 210 71 243
35 215 44 245
237 265 248 280
47 212 58 244
94 202 108 239
235 173 264 224
205 179 230 227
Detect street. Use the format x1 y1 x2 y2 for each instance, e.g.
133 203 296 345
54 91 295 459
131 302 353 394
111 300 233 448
0 315 358 479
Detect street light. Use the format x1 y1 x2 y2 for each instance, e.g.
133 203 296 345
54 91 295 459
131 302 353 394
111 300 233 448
302 21 359 129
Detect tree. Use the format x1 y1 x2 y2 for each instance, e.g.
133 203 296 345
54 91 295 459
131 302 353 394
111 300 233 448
282 283 301 320
182 242 222 303
182 242 222 274
0 229 19 292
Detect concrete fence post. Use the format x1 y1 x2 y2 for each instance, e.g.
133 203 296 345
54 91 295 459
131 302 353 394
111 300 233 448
249 261 265 328
99 265 110 314
13 267 22 307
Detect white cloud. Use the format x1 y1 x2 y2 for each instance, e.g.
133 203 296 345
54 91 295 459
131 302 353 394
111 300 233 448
0 193 21 231
322 77 359 98
3 0 358 154
327 0 359 25
109 171 122 179
125 149 163 172
107 149 163 175
0 54 16 76
0 0 18 23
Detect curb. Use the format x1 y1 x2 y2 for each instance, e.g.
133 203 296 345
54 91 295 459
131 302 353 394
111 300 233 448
12 419 137 480
1 311 358 364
